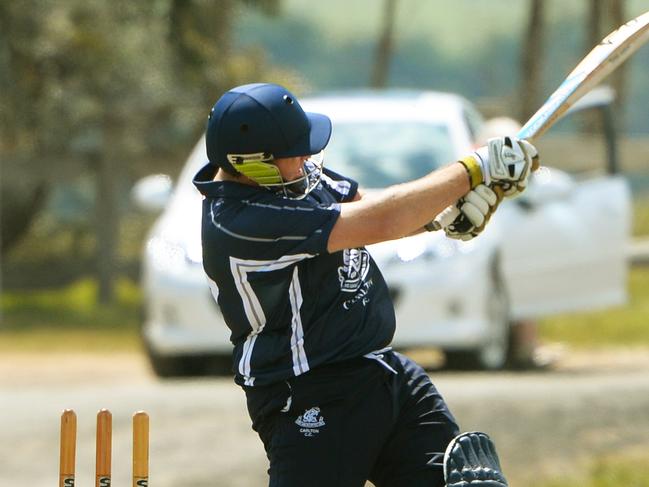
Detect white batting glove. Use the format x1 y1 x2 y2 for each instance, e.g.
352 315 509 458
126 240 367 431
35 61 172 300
459 136 539 198
426 184 502 241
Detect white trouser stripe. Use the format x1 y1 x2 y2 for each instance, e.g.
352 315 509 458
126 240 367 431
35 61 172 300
289 267 309 376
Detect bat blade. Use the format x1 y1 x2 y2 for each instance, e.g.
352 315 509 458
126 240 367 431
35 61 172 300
518 10 649 142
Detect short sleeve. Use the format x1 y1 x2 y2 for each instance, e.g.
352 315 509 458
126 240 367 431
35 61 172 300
320 167 358 203
204 195 341 261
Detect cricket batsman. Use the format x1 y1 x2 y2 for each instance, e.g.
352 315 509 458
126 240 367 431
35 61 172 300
193 82 538 486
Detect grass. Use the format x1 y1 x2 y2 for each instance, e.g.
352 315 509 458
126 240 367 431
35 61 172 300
0 327 141 353
532 448 649 487
539 267 649 347
633 195 649 237
0 278 141 352
2 261 649 353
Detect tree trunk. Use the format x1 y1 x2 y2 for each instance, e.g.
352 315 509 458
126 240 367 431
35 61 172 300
585 0 626 133
370 0 398 88
607 0 627 116
587 0 603 48
0 181 48 256
580 0 604 133
93 147 118 305
519 0 545 122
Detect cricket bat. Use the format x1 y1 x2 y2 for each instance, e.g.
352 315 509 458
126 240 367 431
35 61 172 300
519 10 649 145
434 11 649 232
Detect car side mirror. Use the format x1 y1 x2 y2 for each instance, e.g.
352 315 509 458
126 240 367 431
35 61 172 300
131 174 173 212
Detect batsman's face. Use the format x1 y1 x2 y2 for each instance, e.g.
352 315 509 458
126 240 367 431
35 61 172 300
274 155 309 182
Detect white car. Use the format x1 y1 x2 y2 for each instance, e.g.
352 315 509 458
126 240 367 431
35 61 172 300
134 89 631 376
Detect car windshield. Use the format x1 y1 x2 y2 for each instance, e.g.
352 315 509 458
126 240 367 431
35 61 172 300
323 121 454 188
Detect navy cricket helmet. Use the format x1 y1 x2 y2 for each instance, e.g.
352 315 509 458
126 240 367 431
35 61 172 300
205 83 332 198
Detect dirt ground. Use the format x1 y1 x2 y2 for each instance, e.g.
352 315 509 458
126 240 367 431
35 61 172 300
2 346 649 486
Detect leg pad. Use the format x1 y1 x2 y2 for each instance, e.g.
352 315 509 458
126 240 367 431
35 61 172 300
443 431 508 486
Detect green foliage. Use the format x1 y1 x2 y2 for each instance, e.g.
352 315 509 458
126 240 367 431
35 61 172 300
234 0 649 133
532 449 649 487
1 278 141 330
0 278 143 351
0 0 302 179
0 0 301 263
539 268 649 346
2 203 152 289
633 196 649 237
3 0 649 297
235 0 527 94
0 326 140 353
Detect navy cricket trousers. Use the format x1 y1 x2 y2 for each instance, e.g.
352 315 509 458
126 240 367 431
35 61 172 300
244 350 460 487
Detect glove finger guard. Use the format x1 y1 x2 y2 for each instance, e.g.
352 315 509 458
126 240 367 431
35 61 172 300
433 184 500 241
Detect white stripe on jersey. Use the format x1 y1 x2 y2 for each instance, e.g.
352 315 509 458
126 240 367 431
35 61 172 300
288 266 309 376
241 200 318 212
321 172 352 198
206 275 219 303
210 201 317 242
230 259 267 333
229 254 314 384
241 334 258 386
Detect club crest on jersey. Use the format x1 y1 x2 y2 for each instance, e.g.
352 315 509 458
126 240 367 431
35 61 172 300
295 407 326 437
338 248 370 292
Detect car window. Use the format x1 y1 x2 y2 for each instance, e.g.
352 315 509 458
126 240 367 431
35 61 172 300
324 121 454 188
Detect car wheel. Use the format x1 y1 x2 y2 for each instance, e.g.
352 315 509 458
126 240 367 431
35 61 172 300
144 343 233 378
444 256 511 370
506 320 542 369
145 345 185 378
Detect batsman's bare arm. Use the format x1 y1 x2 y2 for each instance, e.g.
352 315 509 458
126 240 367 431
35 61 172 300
327 162 470 253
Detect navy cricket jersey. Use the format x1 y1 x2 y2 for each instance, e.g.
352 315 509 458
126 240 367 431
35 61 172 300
193 164 396 387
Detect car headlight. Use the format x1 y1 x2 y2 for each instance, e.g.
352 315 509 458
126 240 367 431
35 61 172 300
392 237 463 263
184 240 203 264
147 236 202 272
396 238 428 262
